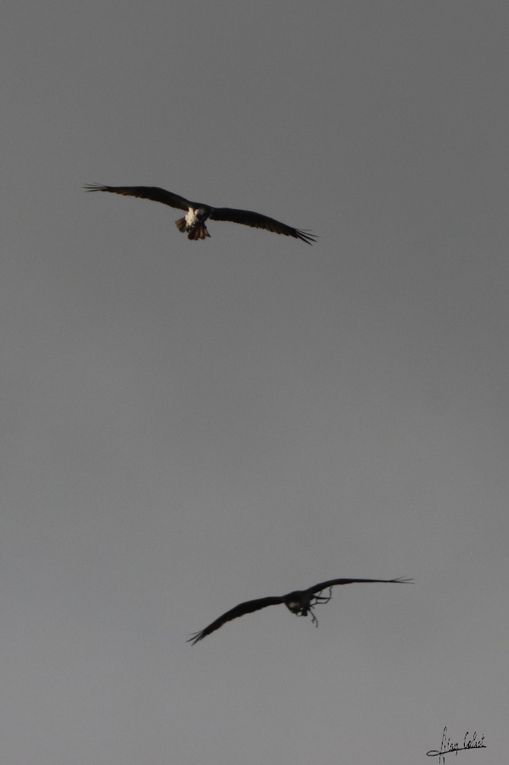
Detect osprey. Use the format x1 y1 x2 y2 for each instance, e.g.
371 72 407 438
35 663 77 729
188 577 411 644
85 184 316 244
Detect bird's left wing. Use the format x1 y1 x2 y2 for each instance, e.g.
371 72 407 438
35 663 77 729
84 184 191 211
209 207 317 244
308 577 413 595
187 595 283 645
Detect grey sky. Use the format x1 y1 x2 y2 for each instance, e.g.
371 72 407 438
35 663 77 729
1 2 508 764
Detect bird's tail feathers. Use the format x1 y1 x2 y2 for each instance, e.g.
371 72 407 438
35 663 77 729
175 219 211 240
188 224 210 240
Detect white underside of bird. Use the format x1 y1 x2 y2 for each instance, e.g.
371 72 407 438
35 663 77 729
185 207 202 227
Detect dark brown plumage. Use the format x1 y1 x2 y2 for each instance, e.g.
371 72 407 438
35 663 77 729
84 184 316 244
188 577 412 644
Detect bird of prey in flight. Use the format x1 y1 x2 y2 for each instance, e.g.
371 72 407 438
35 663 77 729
84 184 316 244
188 577 411 644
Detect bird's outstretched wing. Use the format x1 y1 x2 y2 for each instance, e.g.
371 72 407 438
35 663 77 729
308 577 412 595
209 207 317 245
188 595 283 645
84 184 191 211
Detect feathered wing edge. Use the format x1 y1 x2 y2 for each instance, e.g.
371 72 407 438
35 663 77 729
308 577 413 595
187 595 283 645
84 184 191 211
209 207 317 244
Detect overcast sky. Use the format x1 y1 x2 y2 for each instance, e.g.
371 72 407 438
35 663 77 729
2 2 508 764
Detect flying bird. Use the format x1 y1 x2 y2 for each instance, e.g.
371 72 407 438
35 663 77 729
187 577 411 644
84 184 316 244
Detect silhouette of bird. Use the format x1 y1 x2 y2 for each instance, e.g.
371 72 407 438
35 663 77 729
84 184 316 244
188 577 411 644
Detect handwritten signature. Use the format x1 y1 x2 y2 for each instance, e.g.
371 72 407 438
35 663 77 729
427 726 486 764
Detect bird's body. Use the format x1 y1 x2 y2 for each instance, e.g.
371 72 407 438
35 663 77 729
188 577 411 644
84 184 316 244
176 205 211 240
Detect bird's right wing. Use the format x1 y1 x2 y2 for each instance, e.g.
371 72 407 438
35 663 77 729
308 577 413 595
188 595 283 645
84 184 191 211
209 207 317 244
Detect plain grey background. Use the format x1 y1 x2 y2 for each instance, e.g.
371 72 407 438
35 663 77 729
2 2 508 764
